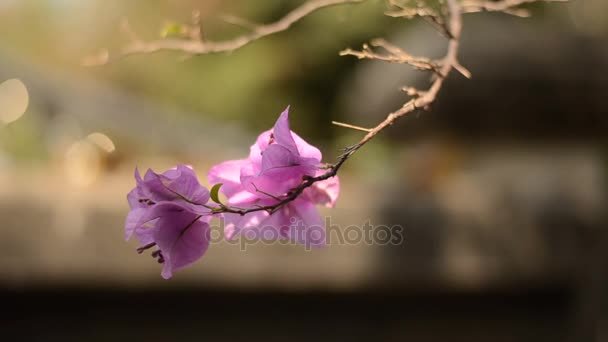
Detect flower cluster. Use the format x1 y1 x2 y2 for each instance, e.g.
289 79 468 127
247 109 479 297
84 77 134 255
125 107 339 278
125 165 213 279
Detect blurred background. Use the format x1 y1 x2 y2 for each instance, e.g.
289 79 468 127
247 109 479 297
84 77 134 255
1 0 607 341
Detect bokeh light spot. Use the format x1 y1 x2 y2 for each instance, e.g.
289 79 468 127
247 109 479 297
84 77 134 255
0 78 29 125
64 140 101 187
87 132 116 153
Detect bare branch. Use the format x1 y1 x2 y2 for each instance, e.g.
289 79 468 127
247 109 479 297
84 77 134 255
401 86 426 97
461 0 568 17
386 0 443 20
351 0 463 148
202 0 564 217
84 0 364 66
90 0 565 216
210 0 465 217
340 38 440 72
219 14 260 31
386 0 452 37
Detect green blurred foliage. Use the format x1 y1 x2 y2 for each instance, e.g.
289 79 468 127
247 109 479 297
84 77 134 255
0 0 601 164
0 109 47 161
0 0 398 143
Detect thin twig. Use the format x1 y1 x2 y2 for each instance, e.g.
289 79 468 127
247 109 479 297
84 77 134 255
332 121 373 132
186 0 563 217
89 0 564 216
340 38 440 72
211 0 465 217
220 14 260 31
84 0 365 65
461 0 567 17
350 0 463 150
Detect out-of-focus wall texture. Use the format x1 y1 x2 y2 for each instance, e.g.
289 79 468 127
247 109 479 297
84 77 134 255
1 0 607 341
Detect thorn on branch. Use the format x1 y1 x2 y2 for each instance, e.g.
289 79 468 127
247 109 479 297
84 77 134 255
332 121 372 132
338 144 360 159
453 61 472 79
401 86 426 98
251 183 284 201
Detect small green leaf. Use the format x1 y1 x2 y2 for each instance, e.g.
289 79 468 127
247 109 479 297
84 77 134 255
210 183 223 204
160 22 185 38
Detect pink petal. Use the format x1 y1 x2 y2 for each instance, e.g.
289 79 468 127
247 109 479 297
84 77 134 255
124 208 146 241
291 132 322 161
272 106 298 155
306 171 340 208
240 165 302 199
134 167 143 183
150 203 211 279
158 165 210 205
126 187 142 209
208 159 248 196
241 144 319 198
135 223 156 245
260 144 300 173
208 159 258 205
160 220 210 279
125 207 158 245
137 165 210 210
249 131 271 168
249 108 322 167
286 198 326 248
223 208 289 241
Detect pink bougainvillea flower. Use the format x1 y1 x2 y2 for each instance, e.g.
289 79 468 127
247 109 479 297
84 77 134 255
134 202 211 279
125 165 212 279
208 106 339 247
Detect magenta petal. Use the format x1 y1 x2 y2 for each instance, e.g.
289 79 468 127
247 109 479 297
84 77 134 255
306 172 340 208
287 198 326 247
207 159 256 204
272 106 298 155
273 107 322 161
261 144 300 173
149 203 211 279
160 165 210 205
127 188 142 209
135 223 156 245
241 144 319 198
139 165 209 207
159 220 210 279
208 159 245 185
130 205 170 245
222 213 242 240
252 130 321 165
240 166 301 198
134 167 143 183
248 131 270 169
223 208 288 241
292 132 322 161
125 208 146 241
209 161 257 205
127 168 145 209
